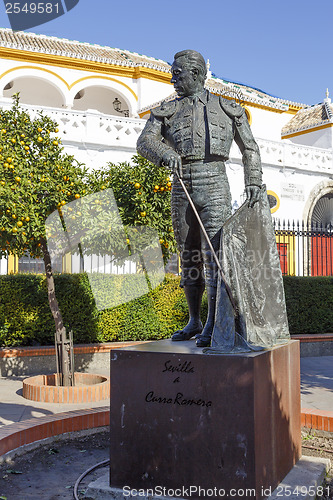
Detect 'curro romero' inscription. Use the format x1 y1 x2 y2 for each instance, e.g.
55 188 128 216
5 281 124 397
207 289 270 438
145 391 212 407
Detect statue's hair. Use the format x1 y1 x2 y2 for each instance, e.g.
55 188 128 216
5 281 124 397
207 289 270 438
173 50 207 83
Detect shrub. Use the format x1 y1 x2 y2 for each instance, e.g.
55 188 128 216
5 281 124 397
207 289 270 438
0 273 99 346
0 274 331 347
283 276 333 334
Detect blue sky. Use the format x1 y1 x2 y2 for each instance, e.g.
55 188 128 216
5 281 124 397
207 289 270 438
0 0 332 105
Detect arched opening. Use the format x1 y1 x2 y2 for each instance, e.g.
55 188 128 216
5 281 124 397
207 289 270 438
72 86 131 116
309 192 333 276
311 193 333 229
3 76 65 108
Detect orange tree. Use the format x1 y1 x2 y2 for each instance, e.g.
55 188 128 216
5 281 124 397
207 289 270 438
88 154 177 263
0 95 88 385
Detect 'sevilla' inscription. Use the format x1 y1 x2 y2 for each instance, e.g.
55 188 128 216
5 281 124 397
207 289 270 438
162 360 194 374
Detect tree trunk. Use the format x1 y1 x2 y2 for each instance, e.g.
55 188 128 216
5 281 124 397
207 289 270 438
41 239 73 387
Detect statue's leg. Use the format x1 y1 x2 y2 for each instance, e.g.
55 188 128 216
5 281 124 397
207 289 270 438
190 161 232 348
171 174 205 341
171 283 204 341
196 285 217 347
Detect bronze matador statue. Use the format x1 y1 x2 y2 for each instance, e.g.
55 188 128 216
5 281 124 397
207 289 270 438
137 49 262 348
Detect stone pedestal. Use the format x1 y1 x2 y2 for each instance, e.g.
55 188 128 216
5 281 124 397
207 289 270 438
110 340 301 500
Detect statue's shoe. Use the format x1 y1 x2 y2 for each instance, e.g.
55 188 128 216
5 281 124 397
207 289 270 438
171 328 202 341
196 335 211 348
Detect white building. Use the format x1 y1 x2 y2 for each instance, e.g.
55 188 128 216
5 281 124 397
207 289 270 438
0 28 331 275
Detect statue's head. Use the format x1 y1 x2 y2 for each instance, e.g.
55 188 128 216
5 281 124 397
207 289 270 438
171 50 207 97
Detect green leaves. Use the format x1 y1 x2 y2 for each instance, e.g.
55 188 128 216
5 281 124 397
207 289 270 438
0 96 88 260
87 155 176 263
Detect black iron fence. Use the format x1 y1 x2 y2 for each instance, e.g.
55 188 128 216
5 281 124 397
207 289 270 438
274 219 333 276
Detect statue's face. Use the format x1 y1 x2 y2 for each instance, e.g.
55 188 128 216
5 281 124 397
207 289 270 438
171 57 203 97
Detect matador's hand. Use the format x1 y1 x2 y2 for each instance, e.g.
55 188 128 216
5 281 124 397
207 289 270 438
246 185 261 208
162 151 182 178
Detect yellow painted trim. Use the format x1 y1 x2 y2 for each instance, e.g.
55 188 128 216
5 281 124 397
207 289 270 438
275 232 296 276
287 105 303 114
70 75 138 101
139 111 151 118
0 65 70 89
267 190 280 214
62 253 72 273
0 47 172 84
282 122 333 139
242 105 252 125
7 254 18 274
0 66 139 102
133 66 171 84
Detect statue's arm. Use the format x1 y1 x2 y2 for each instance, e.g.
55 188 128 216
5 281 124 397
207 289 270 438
233 113 262 189
137 112 175 167
235 116 263 207
220 98 262 188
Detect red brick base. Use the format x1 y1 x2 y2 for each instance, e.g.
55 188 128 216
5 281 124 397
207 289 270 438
0 407 331 461
0 407 109 458
302 408 333 432
23 373 110 403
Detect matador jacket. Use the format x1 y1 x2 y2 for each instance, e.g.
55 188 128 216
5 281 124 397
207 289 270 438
137 90 263 187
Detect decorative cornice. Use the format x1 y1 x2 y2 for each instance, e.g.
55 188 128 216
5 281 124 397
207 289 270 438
139 91 300 116
282 122 333 139
0 29 307 113
0 46 172 83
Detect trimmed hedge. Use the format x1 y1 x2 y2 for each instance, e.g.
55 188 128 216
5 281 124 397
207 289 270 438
0 274 204 347
0 273 99 347
0 274 331 347
283 276 333 334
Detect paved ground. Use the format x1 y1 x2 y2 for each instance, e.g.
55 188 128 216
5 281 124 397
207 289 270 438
300 356 333 411
0 355 332 428
0 376 109 427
